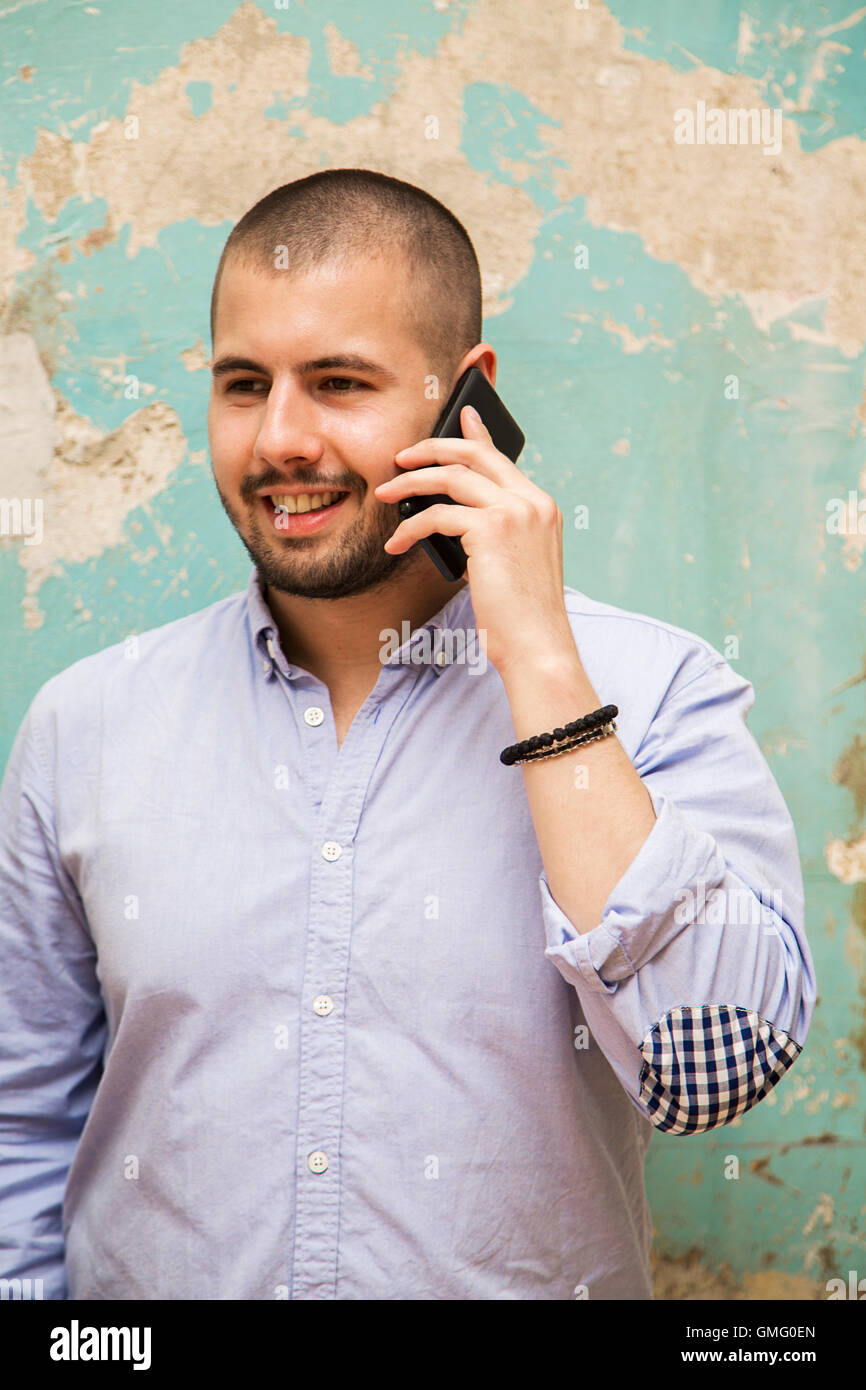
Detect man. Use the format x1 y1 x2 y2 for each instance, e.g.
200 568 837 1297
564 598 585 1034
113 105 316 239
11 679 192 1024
0 168 815 1300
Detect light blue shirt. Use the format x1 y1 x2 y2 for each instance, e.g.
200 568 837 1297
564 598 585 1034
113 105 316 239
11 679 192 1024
0 566 816 1300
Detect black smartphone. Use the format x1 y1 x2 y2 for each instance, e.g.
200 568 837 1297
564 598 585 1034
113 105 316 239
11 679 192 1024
396 366 525 582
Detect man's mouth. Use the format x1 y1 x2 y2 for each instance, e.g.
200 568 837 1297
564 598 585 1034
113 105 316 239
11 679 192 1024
259 490 351 534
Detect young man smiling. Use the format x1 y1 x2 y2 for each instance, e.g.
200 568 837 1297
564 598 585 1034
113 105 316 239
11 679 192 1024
0 169 815 1301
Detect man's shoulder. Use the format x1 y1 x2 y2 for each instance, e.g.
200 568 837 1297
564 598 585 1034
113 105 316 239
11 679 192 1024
28 585 249 725
563 584 724 661
560 584 741 707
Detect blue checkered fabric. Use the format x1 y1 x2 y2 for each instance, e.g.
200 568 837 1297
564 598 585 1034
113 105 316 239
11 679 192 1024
637 1004 802 1135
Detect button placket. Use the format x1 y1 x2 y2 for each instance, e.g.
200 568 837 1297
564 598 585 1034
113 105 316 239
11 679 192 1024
290 668 424 1299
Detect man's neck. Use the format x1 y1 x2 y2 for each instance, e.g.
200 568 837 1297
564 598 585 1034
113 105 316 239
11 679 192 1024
263 565 468 690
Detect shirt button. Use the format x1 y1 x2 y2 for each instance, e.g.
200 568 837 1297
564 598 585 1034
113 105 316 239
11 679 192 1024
307 1150 329 1174
435 649 448 666
321 841 342 861
313 994 333 1016
304 706 325 726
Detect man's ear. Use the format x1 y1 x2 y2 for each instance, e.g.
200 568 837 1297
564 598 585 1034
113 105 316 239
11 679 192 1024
453 344 497 389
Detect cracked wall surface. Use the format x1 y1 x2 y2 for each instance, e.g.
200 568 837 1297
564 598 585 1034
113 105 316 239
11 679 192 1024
1 0 865 1299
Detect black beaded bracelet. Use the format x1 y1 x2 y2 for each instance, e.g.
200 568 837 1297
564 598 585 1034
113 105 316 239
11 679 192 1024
509 720 617 766
500 705 619 766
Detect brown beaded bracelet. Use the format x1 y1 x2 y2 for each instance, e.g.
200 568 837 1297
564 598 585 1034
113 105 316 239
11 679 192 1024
500 705 619 766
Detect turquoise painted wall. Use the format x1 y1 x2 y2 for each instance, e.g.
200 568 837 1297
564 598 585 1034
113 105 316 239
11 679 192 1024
2 0 864 1298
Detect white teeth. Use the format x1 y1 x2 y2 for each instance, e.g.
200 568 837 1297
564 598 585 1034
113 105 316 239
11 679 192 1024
269 491 342 514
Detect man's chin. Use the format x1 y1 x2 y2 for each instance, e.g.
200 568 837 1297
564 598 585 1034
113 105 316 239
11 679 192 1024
213 484 417 598
240 530 414 601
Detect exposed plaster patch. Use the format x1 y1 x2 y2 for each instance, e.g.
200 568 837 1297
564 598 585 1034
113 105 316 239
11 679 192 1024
651 1245 825 1300
832 733 866 821
786 318 849 350
836 461 866 571
0 332 56 501
323 22 374 80
739 1269 825 1299
16 3 534 321
759 730 807 758
827 728 866 1065
20 126 81 223
748 1154 786 1188
797 40 850 115
831 1089 858 1108
89 354 156 397
817 6 866 38
10 0 866 352
2 257 69 380
778 26 806 49
601 312 675 354
850 976 866 1071
844 918 866 972
737 15 758 65
15 383 186 628
738 290 824 338
805 1088 831 1114
803 1192 834 1237
0 167 40 312
79 221 115 256
181 341 210 371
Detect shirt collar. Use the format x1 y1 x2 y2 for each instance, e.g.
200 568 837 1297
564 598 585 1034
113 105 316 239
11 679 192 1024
245 565 476 681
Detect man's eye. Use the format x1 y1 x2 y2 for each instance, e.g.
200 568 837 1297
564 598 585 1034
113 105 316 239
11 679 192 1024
226 379 265 393
225 377 366 394
323 377 366 392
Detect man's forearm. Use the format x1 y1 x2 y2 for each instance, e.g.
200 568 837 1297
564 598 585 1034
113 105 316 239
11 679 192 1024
498 642 657 937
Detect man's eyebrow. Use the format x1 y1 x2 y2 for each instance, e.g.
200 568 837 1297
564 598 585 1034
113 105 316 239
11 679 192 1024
211 354 399 383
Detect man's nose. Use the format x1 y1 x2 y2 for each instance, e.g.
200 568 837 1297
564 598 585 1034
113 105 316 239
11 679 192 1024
254 380 323 465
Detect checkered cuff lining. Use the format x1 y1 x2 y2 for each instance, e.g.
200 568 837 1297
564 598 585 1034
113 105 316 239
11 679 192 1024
638 1004 802 1135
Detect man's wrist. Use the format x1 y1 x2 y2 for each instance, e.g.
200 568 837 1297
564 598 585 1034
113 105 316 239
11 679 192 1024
497 641 606 746
497 636 587 694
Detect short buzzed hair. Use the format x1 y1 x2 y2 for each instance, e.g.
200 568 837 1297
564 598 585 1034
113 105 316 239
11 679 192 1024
210 168 483 388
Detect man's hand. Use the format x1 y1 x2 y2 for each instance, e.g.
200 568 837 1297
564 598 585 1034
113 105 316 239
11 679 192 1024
374 405 576 678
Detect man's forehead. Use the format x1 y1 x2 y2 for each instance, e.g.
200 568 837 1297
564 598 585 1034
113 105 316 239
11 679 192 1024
213 255 424 373
220 249 410 298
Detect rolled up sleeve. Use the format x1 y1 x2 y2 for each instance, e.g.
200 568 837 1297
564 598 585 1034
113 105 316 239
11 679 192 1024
540 658 816 1135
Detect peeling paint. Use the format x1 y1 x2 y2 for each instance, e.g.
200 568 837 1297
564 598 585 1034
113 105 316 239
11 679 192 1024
651 1246 826 1300
748 1154 786 1188
832 733 866 823
0 331 57 501
826 722 866 1066
181 340 209 371
826 835 866 884
2 0 864 1295
803 1192 835 1237
323 21 374 80
4 0 866 354
0 332 187 626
